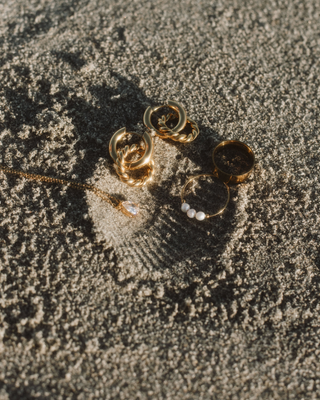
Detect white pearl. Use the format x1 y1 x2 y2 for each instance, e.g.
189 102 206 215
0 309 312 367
181 203 190 213
196 211 206 221
187 209 196 218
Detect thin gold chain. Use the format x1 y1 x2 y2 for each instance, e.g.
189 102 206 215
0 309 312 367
0 164 122 210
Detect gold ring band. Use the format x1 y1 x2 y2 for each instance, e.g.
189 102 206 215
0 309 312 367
212 140 255 184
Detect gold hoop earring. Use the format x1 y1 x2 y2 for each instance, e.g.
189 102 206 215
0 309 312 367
109 127 155 187
143 100 199 143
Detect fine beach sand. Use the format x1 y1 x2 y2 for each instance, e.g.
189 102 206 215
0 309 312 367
1 1 320 399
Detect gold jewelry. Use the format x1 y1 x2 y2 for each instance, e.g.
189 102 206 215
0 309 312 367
181 174 230 221
0 165 140 218
109 127 155 187
109 127 153 169
143 100 199 143
115 151 155 187
180 140 255 221
212 140 255 184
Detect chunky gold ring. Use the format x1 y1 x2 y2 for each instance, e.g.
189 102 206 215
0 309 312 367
109 127 153 170
181 174 230 220
143 100 187 140
212 140 255 184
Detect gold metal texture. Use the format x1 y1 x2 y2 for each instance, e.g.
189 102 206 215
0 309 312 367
111 139 155 187
0 164 137 217
113 145 154 187
212 140 255 184
109 127 153 170
115 159 155 187
158 114 200 143
143 100 188 140
181 174 230 219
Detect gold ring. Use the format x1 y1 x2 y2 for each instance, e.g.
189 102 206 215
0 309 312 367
212 140 255 184
143 100 187 140
180 174 230 220
109 127 153 170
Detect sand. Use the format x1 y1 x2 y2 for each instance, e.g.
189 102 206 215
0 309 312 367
0 0 320 399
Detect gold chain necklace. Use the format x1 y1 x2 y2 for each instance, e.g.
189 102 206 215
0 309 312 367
0 164 139 218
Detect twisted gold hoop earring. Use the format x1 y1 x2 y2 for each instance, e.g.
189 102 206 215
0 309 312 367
109 127 153 169
158 115 199 143
143 100 199 143
114 149 155 187
143 100 187 139
109 127 155 187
